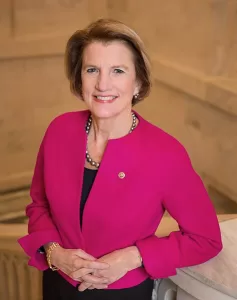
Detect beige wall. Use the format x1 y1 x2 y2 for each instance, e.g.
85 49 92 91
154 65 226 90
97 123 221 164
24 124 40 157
1 0 237 217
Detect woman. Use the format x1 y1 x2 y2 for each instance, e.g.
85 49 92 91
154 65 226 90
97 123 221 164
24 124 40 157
18 19 223 300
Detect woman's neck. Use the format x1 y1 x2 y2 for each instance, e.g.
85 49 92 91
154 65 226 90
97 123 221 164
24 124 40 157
89 110 135 143
85 109 137 168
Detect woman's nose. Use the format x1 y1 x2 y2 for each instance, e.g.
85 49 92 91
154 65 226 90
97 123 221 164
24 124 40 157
95 72 112 91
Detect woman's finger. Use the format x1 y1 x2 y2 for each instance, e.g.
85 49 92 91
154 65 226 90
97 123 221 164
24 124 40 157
83 260 110 270
70 269 109 283
89 284 108 290
78 281 92 292
79 282 108 291
80 273 109 284
72 257 109 272
88 285 94 290
69 268 94 280
74 249 96 261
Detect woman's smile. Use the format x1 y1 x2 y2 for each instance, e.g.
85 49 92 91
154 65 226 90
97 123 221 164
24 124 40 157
93 95 118 104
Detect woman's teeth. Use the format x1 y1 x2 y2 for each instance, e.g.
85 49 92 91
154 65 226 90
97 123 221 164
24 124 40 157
95 96 117 101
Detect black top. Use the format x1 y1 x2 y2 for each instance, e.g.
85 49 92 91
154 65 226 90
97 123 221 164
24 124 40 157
80 168 98 228
42 168 153 299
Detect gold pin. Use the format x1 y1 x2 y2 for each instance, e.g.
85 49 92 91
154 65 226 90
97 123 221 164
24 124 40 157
118 172 125 179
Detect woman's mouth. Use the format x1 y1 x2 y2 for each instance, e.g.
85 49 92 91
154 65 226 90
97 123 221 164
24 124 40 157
94 95 118 103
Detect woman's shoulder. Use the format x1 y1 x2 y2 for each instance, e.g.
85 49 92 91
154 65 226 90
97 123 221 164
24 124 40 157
49 110 88 127
141 116 189 160
45 110 89 133
40 110 89 144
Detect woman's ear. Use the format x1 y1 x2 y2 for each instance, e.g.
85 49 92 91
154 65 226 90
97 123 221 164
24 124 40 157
134 81 141 96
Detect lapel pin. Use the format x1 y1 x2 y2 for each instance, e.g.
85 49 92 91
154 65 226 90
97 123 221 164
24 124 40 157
118 172 125 179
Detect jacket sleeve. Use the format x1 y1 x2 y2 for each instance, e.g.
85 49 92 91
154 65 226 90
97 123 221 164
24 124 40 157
18 134 62 270
135 145 223 279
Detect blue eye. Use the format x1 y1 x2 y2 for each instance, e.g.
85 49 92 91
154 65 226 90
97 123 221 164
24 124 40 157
114 69 124 74
87 68 97 73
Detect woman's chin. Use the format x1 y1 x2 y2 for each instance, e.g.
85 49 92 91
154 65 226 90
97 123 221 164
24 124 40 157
89 106 120 119
91 111 116 119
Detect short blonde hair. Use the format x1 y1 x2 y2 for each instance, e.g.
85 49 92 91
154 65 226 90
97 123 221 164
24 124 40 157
65 18 151 105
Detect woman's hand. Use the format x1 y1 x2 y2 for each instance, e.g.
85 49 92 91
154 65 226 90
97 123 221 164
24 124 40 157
78 246 142 291
50 246 110 286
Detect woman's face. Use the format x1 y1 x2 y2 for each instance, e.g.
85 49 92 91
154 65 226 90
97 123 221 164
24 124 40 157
81 41 139 119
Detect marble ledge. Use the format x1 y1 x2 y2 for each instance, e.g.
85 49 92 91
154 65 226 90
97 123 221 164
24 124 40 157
169 216 237 300
152 56 237 117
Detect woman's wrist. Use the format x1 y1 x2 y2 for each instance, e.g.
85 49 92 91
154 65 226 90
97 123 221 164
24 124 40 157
43 242 53 252
123 246 143 271
44 242 63 268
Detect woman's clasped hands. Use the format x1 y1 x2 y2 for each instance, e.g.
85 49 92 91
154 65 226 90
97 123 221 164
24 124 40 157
50 246 140 292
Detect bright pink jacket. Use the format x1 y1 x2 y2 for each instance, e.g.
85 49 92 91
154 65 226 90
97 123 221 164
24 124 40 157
18 110 222 289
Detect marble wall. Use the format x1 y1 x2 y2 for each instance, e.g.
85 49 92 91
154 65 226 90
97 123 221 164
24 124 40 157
1 0 237 216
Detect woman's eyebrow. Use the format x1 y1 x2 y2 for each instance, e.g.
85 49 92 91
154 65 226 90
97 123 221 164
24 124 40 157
82 64 97 69
112 65 129 70
83 64 129 70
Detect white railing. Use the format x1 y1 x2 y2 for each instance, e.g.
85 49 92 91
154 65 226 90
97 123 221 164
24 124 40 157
0 223 42 300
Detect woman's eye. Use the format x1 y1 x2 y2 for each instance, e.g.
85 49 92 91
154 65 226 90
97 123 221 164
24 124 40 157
114 69 124 74
86 68 97 73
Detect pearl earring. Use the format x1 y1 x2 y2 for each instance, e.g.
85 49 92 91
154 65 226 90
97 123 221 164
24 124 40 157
134 93 139 99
